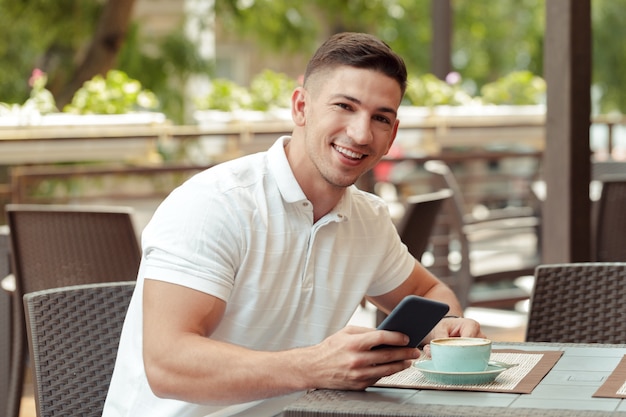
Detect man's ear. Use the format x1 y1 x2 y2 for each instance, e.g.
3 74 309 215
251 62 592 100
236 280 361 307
291 87 307 126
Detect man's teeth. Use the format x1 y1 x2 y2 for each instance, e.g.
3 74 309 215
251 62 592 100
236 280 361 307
334 144 364 159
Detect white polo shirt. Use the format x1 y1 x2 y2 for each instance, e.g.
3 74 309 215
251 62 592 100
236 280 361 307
103 137 415 417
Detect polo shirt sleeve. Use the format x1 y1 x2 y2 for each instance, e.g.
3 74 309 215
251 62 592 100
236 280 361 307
365 222 417 297
354 194 417 297
140 180 242 302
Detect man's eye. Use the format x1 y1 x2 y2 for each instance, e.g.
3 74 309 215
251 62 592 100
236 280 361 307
374 115 391 124
336 102 352 110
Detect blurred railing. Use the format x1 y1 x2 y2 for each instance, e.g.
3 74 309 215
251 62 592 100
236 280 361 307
1 110 625 216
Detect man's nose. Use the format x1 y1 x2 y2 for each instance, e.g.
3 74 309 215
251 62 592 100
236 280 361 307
346 114 373 144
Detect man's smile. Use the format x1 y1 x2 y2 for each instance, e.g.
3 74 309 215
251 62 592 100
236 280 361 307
333 144 366 160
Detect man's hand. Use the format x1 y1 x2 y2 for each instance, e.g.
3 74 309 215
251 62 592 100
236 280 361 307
303 326 421 391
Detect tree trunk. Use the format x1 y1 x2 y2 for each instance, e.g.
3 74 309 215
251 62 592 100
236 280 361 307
57 0 136 108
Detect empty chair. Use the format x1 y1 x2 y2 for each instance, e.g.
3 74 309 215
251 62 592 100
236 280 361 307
593 175 626 262
5 204 141 417
424 160 540 309
526 263 626 343
24 281 135 417
396 188 453 261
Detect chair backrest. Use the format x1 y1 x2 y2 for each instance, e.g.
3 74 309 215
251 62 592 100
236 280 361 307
526 263 626 343
594 175 626 261
423 160 468 224
6 204 141 295
396 188 453 261
23 281 135 417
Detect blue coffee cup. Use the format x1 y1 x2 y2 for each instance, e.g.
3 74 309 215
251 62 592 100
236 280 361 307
430 337 492 372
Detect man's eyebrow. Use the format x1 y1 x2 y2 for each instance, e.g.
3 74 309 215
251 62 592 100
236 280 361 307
332 94 398 117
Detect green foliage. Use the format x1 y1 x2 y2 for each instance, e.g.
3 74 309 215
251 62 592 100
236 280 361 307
405 73 473 107
0 69 58 116
194 78 251 111
215 1 320 53
63 70 160 114
592 0 626 114
452 0 544 89
194 68 546 111
117 23 213 123
0 0 103 104
0 3 208 123
2 0 626 118
25 70 59 113
480 71 546 105
216 0 431 74
195 70 297 111
249 70 298 111
0 22 43 103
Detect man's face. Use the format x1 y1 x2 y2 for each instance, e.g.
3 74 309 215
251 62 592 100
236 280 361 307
295 66 402 189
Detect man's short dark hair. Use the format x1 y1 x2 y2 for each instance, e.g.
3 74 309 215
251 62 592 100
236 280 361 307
303 32 407 95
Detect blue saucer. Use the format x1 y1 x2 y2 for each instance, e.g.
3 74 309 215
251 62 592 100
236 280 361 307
413 360 507 385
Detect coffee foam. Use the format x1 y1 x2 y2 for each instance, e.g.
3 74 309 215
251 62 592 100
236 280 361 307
433 338 490 346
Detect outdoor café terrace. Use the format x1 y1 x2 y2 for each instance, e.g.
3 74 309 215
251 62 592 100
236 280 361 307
4 2 626 417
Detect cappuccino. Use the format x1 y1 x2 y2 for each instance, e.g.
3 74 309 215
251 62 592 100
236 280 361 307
430 337 492 372
434 338 490 346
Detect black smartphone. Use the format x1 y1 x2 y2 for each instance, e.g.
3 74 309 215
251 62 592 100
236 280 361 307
374 295 450 349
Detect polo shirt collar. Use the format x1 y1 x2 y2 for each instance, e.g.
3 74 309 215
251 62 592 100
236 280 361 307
268 136 352 221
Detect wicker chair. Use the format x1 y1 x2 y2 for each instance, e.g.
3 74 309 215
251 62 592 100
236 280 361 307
593 175 626 262
23 281 135 417
424 160 540 309
5 204 141 417
526 263 626 343
396 188 453 262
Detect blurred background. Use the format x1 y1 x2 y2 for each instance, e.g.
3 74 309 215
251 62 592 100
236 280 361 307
1 0 624 123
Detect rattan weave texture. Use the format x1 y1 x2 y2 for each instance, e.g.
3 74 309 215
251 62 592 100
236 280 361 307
5 204 141 417
24 281 135 417
7 205 141 294
526 263 626 343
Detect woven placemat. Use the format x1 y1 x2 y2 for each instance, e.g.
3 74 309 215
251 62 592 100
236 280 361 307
375 349 563 394
594 355 626 398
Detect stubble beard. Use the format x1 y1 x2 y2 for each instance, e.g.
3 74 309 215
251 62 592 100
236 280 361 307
307 138 361 189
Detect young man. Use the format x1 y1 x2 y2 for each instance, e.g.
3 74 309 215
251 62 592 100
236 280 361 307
103 32 484 417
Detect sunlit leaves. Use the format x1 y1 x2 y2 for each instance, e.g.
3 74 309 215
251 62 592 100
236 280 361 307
64 70 159 114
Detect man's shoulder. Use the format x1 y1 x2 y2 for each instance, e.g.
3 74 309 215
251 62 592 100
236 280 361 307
193 152 270 187
350 186 387 207
347 186 392 219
